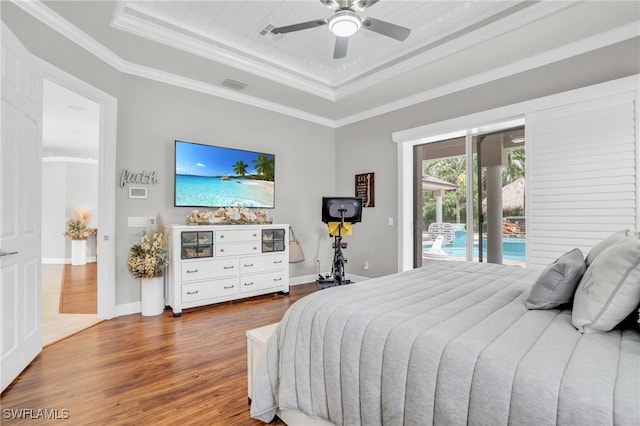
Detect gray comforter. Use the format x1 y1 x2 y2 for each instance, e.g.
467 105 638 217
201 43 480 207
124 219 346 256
250 261 640 425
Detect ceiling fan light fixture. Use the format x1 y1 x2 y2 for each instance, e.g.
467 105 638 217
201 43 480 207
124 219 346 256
328 10 362 37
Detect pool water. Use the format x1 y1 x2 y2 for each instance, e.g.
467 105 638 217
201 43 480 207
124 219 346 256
425 231 526 262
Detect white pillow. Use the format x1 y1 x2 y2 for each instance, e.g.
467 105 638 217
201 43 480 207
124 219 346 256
572 235 640 333
585 229 630 266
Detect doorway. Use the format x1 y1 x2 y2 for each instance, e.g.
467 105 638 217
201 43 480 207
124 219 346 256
39 59 117 322
41 79 101 345
413 125 526 267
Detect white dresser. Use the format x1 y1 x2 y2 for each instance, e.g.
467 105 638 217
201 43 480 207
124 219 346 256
166 224 289 316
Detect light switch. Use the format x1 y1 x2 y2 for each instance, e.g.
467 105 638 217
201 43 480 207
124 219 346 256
388 217 394 226
128 217 148 227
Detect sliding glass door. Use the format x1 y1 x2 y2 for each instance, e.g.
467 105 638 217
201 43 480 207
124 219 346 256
414 126 525 267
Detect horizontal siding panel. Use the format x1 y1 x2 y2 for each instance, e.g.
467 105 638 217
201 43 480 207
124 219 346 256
529 216 632 226
531 175 635 188
531 192 634 203
536 150 634 169
531 200 635 210
531 167 635 183
527 90 637 267
532 127 635 153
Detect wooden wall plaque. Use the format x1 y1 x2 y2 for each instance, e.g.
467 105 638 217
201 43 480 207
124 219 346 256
355 172 375 207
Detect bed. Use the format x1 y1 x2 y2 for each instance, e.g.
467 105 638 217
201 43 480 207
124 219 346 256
250 260 640 426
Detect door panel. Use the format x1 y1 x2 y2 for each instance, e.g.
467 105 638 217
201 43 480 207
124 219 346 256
1 23 43 392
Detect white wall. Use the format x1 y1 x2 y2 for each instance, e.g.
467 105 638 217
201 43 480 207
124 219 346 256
41 158 98 263
114 76 335 304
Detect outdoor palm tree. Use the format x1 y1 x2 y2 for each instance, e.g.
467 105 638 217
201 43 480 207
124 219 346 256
503 148 525 185
233 160 249 176
425 157 466 223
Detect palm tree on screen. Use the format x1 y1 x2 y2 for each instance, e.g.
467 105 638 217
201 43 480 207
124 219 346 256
253 155 274 181
233 160 249 177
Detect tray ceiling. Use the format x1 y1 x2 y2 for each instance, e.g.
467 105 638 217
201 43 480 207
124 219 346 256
7 0 640 127
112 1 524 89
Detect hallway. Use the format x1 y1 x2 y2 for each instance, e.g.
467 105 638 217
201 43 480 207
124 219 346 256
42 263 101 346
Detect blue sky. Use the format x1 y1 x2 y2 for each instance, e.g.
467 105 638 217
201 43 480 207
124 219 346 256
175 141 273 177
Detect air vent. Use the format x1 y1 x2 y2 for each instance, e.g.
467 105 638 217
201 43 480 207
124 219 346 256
222 79 247 91
259 24 284 41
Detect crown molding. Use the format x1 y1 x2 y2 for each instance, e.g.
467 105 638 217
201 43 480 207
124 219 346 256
333 1 574 100
10 1 639 130
111 3 337 101
11 0 336 128
336 21 640 128
42 156 99 164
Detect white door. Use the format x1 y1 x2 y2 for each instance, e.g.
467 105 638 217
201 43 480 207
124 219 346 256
1 23 43 392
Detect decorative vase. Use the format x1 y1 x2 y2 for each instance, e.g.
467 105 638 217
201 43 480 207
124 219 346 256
141 276 164 316
71 239 87 265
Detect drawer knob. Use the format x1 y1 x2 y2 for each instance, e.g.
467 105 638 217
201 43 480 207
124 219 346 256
223 265 234 270
186 269 198 273
244 282 254 286
220 235 225 239
220 249 224 252
224 285 235 289
273 260 282 264
244 263 254 267
273 277 282 282
187 290 199 295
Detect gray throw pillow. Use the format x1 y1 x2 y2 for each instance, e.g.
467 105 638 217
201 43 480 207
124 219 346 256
526 248 586 310
572 236 640 333
585 229 631 266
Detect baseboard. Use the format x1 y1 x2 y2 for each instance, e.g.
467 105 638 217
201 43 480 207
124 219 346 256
289 274 318 286
44 257 99 265
42 258 66 264
115 301 140 317
289 274 370 286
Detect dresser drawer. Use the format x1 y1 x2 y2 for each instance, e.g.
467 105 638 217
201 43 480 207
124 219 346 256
240 254 287 274
216 242 260 257
181 258 239 282
240 271 287 293
182 277 239 303
215 229 260 243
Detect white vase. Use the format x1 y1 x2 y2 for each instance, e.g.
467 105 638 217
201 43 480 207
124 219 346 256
141 276 164 316
71 239 87 265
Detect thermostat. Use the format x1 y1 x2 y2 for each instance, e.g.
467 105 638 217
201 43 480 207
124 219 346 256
128 187 147 199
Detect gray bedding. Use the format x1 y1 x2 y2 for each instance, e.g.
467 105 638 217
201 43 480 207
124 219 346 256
250 261 640 425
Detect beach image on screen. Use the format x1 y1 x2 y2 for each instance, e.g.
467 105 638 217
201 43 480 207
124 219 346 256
175 141 275 208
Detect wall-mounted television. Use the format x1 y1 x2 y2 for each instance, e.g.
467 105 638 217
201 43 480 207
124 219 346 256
174 140 275 208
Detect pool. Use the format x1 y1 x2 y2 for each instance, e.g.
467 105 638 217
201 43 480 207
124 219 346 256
424 231 526 262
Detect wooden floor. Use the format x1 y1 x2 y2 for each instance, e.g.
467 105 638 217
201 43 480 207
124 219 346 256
1 283 316 425
59 263 97 314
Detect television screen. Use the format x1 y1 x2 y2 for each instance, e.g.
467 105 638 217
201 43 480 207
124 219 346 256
175 140 275 208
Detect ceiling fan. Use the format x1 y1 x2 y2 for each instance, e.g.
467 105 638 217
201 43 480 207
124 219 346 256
271 0 411 59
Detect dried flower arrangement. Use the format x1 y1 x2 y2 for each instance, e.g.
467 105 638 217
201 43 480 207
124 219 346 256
63 208 97 240
128 223 168 279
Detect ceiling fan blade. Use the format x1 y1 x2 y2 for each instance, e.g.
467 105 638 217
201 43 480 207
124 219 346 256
363 16 410 41
271 19 327 34
333 36 349 59
356 0 380 11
